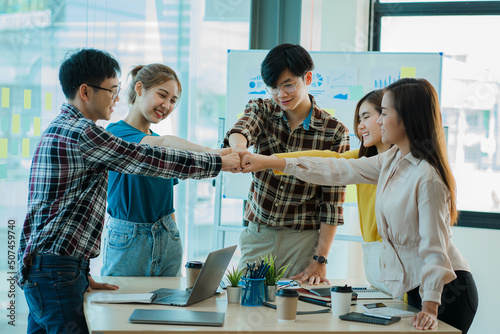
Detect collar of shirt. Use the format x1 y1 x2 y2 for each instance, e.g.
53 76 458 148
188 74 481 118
398 149 423 166
61 102 86 119
278 95 326 131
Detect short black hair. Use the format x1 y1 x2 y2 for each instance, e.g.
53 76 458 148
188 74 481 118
59 48 121 99
260 43 314 87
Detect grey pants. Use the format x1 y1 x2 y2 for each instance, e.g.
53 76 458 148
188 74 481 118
238 222 320 278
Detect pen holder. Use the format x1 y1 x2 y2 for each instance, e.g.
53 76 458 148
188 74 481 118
241 277 265 307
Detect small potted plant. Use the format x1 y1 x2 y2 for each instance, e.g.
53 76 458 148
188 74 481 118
225 265 244 303
262 253 289 302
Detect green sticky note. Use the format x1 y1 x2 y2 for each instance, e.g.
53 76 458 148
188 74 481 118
1 116 9 132
324 108 335 116
401 67 416 78
45 92 52 111
349 85 364 101
0 164 7 178
0 138 8 158
34 117 41 136
345 184 358 203
22 138 30 157
24 89 32 109
22 116 31 133
10 139 19 156
12 114 20 134
1 88 9 108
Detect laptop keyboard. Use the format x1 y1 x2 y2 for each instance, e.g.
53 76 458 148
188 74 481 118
156 290 190 304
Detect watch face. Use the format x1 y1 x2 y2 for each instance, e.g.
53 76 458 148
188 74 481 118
318 256 326 264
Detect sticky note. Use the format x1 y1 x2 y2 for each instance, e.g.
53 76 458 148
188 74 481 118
10 139 19 156
1 88 9 108
34 117 41 136
45 93 52 111
22 138 30 157
1 116 9 132
324 109 335 116
0 138 7 158
345 184 357 203
24 89 32 109
401 67 416 78
12 114 20 134
236 113 244 119
0 164 7 179
349 85 364 101
22 116 31 132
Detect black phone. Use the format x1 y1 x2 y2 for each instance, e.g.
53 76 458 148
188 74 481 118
363 302 387 309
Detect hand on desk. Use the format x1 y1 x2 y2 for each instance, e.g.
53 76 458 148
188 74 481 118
412 301 438 330
291 261 330 285
87 276 119 292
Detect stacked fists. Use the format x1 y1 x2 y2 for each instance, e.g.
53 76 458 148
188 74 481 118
219 147 279 173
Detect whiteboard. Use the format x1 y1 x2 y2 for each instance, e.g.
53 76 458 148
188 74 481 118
224 50 443 199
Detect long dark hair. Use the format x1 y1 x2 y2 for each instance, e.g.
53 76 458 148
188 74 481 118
354 89 384 158
385 78 458 224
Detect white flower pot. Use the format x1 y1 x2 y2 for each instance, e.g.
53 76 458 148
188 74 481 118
226 286 242 303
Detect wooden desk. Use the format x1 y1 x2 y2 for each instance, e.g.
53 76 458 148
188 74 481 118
84 277 460 334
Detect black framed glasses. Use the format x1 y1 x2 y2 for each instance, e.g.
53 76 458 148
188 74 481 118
87 82 121 100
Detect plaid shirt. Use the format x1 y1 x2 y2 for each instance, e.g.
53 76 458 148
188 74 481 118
224 95 349 230
17 103 221 284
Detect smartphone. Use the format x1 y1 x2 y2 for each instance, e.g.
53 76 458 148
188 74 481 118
363 302 386 310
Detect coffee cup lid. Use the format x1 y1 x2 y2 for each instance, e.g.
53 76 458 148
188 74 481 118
185 261 203 269
330 285 352 293
275 289 299 297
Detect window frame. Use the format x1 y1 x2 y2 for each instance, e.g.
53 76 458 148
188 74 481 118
370 0 500 229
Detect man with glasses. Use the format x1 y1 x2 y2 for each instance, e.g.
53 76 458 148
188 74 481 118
224 43 349 284
17 48 240 334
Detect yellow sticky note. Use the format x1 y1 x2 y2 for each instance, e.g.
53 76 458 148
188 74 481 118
34 117 41 136
24 89 32 109
345 184 357 203
236 112 244 119
324 109 335 116
0 138 7 158
45 92 52 111
22 138 30 157
12 114 20 134
1 88 9 108
401 67 416 78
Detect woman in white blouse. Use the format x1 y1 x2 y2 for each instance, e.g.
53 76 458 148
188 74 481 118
241 78 478 332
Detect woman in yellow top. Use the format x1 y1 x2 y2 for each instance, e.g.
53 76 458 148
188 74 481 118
274 89 391 293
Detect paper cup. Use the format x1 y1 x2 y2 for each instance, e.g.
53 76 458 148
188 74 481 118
185 261 203 289
330 285 352 316
276 289 299 322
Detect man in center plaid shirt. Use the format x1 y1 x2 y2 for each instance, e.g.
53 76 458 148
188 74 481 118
224 44 349 284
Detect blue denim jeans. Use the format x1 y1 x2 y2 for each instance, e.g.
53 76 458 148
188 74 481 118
21 254 90 334
100 214 183 276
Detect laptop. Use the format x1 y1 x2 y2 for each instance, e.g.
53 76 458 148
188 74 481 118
150 245 237 306
129 309 224 327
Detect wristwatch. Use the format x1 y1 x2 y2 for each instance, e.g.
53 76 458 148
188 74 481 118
313 255 328 264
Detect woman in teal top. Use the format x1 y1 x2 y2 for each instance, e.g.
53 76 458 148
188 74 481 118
102 64 228 276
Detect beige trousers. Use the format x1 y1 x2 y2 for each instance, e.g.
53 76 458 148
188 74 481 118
238 222 320 278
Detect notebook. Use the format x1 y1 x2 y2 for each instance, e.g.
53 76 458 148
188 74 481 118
129 309 225 327
90 293 156 304
150 245 237 307
339 312 401 325
352 287 393 300
306 286 392 300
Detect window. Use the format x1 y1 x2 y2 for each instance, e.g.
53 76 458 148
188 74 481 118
373 0 500 227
